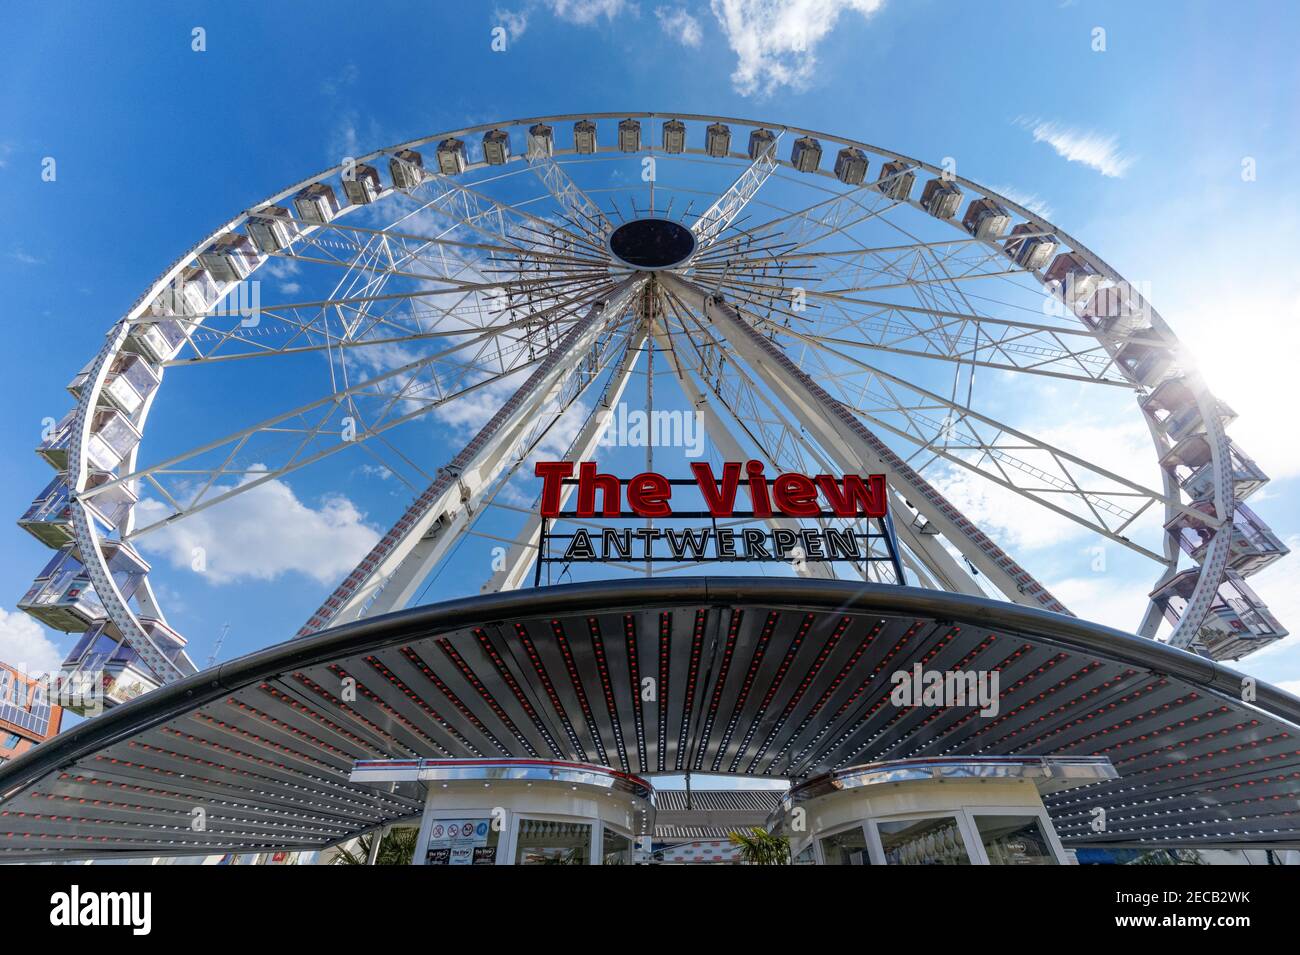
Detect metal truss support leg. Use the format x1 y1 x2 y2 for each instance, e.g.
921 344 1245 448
298 277 644 634
661 274 1067 613
482 326 649 594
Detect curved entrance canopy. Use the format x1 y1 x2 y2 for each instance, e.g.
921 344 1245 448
1 578 1297 862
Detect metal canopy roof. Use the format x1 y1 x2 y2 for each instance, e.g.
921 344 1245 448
1 578 1298 861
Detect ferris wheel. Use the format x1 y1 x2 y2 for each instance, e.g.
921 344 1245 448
17 112 1290 711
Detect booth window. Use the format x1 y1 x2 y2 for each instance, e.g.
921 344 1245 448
515 818 591 865
602 827 632 865
819 825 870 865
973 815 1058 865
877 816 971 865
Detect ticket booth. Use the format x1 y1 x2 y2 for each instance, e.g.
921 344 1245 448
771 756 1115 865
350 758 655 865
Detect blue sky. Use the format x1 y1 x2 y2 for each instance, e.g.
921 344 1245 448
1 0 1299 709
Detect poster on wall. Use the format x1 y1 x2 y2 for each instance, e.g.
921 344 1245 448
424 818 494 865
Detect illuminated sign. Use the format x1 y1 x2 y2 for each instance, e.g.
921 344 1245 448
531 460 901 578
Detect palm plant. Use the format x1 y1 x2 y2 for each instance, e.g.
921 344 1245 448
728 826 791 865
332 827 419 865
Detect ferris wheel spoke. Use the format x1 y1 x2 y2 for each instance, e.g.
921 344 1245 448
525 154 614 241
411 170 595 260
795 304 1129 386
655 295 873 583
662 287 956 588
161 270 610 372
297 277 645 632
87 307 610 531
690 140 783 251
778 326 1206 553
484 326 649 594
719 179 903 260
661 278 1008 601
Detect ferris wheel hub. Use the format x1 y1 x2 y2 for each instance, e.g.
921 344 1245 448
608 217 696 270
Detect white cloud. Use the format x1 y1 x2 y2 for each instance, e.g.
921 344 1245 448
134 470 380 586
1018 118 1136 178
8 247 43 266
1238 534 1300 664
1048 575 1152 632
988 183 1054 221
0 607 65 678
320 63 359 97
709 0 886 96
924 416 1160 554
656 5 703 45
495 7 529 39
544 0 631 24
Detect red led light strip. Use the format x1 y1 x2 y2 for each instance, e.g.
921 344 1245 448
398 645 512 756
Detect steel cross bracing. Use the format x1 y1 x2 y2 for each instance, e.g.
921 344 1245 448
654 286 900 584
525 153 614 241
160 227 509 366
647 300 841 582
692 216 1202 562
85 291 609 538
656 283 991 598
482 326 648 594
764 316 1198 560
690 140 782 251
297 277 644 635
661 273 1069 614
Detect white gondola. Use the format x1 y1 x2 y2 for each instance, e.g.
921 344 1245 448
1003 223 1057 271
125 317 190 364
341 163 382 205
705 122 731 157
662 119 686 155
526 123 554 160
962 197 1011 239
19 471 137 547
19 547 105 631
573 120 598 155
833 147 868 185
37 407 142 473
68 352 160 418
748 128 777 160
1079 281 1151 335
59 616 189 710
1113 328 1178 387
18 541 148 633
388 149 425 190
791 136 822 173
618 118 641 153
1151 569 1287 661
435 138 468 175
1165 500 1288 576
247 205 299 253
151 264 219 318
293 182 340 225
875 160 915 200
1140 377 1236 444
198 232 263 282
1161 434 1269 501
1045 252 1101 308
920 178 962 219
482 129 511 166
